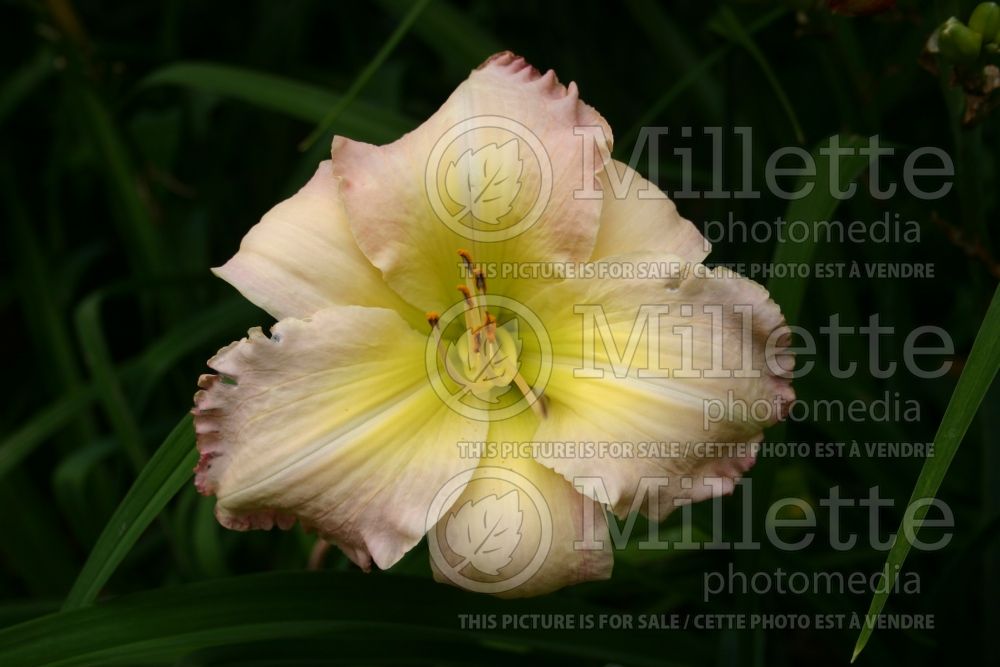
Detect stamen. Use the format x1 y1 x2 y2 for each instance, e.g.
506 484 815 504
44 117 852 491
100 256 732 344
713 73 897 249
456 285 481 354
512 371 548 419
429 308 467 387
427 311 450 366
482 312 498 360
457 250 486 350
434 248 546 419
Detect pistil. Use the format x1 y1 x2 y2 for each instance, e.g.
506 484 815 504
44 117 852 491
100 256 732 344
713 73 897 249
425 250 547 420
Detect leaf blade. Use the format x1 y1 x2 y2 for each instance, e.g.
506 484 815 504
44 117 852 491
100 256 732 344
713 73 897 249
299 0 432 150
62 414 197 611
851 284 1000 661
768 134 869 322
9 572 691 667
140 62 413 143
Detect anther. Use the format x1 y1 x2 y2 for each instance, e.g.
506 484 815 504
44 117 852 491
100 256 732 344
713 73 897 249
473 268 487 293
426 311 440 328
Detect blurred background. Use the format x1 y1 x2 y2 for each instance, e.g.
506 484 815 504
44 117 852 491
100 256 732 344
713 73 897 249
0 0 998 665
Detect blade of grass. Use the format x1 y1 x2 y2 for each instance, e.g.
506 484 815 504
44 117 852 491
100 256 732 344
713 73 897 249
0 477 78 597
941 73 990 247
851 284 1000 661
742 133 869 666
140 63 413 143
8 211 88 398
188 492 227 578
375 0 503 72
298 0 431 151
0 51 54 127
0 600 59 630
712 6 804 144
76 291 148 470
129 298 258 409
75 85 166 286
767 134 869 321
2 163 100 442
622 0 724 122
618 7 786 153
0 388 96 480
52 439 119 540
17 571 691 667
176 635 556 667
62 413 196 611
0 297 253 480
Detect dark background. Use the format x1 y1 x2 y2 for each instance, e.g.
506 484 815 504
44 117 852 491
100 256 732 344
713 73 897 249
0 0 997 665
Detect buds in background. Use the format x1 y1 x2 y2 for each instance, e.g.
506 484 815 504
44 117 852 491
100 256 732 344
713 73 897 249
969 2 1000 44
938 17 983 65
935 3 1000 66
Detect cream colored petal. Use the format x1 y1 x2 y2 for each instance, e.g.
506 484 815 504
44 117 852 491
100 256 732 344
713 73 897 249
429 410 612 597
331 51 612 313
590 160 710 263
193 306 487 570
526 254 794 519
214 161 420 325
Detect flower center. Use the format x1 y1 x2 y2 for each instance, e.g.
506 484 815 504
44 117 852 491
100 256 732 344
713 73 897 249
426 250 546 419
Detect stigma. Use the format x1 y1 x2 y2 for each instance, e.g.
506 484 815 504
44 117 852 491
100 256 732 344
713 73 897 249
425 250 546 419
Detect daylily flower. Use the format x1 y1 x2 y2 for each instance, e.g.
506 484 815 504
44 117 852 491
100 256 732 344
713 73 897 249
193 52 794 597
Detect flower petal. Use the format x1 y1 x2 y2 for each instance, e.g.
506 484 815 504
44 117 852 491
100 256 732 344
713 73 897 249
526 254 794 518
590 160 709 263
429 412 612 597
214 161 420 324
193 306 487 570
331 51 612 312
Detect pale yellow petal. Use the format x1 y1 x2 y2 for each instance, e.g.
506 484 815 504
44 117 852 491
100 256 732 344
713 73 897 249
193 306 487 570
429 410 612 597
591 160 709 263
331 52 612 312
526 254 794 518
214 161 420 325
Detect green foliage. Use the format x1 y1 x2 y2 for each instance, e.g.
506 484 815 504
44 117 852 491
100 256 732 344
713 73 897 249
0 0 997 665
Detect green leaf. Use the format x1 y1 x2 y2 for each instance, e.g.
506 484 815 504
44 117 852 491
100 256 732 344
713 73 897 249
2 163 100 453
376 0 504 72
0 51 53 127
0 600 59 630
62 414 197 611
622 0 724 122
0 389 96 480
618 7 786 152
0 477 78 597
712 7 803 144
768 134 869 323
851 284 1000 662
129 298 259 409
140 63 413 144
5 571 694 667
76 291 148 471
175 635 541 666
75 85 166 286
0 298 254 481
299 0 432 150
